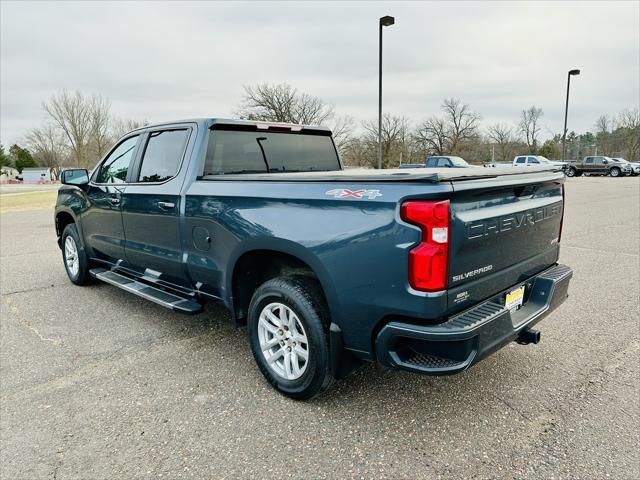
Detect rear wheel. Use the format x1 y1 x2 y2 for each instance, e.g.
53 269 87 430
247 275 334 400
610 167 621 177
61 223 92 285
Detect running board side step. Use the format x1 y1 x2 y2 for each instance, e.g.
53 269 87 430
90 268 202 314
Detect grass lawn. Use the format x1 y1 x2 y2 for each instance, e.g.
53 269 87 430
0 191 58 213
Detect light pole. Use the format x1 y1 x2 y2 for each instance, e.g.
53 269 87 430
377 15 395 169
561 69 580 161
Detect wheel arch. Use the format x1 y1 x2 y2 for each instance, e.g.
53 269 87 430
226 239 338 328
55 208 78 248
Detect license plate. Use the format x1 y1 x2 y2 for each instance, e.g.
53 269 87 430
505 286 525 311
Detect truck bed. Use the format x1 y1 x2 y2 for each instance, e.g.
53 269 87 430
200 166 565 183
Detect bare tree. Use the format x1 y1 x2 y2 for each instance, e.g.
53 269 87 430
111 117 148 140
487 123 519 161
594 115 610 134
594 114 613 155
441 98 481 153
412 98 480 158
361 115 413 168
414 116 448 155
237 83 334 125
616 108 640 159
329 115 355 155
42 90 93 168
518 106 544 153
25 123 70 179
88 95 112 161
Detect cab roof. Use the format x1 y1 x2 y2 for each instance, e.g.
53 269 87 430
127 118 331 135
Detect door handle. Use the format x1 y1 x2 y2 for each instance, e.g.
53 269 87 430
158 201 175 210
110 197 120 205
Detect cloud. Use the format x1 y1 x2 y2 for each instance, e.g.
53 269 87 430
1 1 638 144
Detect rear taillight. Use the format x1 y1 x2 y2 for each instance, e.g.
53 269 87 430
400 200 450 291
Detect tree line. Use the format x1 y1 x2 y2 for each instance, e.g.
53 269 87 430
1 84 638 177
1 90 145 178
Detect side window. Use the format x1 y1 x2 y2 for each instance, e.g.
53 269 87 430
437 158 450 167
95 135 139 184
585 157 593 164
426 158 436 167
516 157 526 164
594 157 604 165
528 156 539 164
137 129 189 183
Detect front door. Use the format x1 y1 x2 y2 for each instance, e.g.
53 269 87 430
121 126 192 286
82 134 141 263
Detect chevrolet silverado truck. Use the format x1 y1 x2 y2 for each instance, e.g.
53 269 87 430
55 118 573 399
565 156 632 177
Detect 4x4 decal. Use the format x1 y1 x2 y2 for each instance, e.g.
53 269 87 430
325 188 382 200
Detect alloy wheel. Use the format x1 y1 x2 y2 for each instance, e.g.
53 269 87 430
257 302 310 380
64 236 80 278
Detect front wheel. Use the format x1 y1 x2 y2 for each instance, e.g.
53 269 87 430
61 223 92 285
247 276 334 400
566 167 577 177
610 167 621 177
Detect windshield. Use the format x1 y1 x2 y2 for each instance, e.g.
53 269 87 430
613 158 627 163
450 157 469 167
202 129 340 175
537 156 551 163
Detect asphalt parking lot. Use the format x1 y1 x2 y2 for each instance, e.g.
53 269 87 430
1 177 638 479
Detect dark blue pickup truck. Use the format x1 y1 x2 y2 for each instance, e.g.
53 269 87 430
55 118 573 399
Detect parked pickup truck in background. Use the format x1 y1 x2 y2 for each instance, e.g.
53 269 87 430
490 156 568 170
565 156 632 177
55 118 573 399
399 156 473 169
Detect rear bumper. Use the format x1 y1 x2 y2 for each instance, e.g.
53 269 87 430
375 263 572 375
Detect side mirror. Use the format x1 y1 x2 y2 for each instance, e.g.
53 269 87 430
603 160 609 165
61 168 89 186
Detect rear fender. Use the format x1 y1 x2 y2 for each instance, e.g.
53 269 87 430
225 237 340 327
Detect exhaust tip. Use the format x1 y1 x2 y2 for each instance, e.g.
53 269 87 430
517 328 541 345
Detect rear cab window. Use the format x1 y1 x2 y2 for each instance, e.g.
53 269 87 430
515 157 526 164
202 128 340 176
137 129 190 183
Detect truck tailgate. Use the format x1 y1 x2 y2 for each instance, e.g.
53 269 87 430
447 171 565 313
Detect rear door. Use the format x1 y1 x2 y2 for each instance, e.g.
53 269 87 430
584 157 596 173
447 171 564 311
121 125 193 286
82 134 141 263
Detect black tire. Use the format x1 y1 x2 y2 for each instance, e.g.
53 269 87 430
575 171 583 177
610 167 621 177
61 223 92 285
566 167 577 177
247 275 334 400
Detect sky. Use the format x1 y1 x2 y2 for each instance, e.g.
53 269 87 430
1 1 639 145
